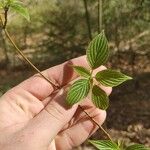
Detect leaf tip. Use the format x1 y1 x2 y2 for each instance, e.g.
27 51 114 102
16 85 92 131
88 140 95 145
125 75 133 80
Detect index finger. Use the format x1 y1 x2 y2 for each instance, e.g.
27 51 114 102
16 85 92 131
13 56 90 100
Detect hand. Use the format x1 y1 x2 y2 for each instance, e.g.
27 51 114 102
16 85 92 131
0 56 112 150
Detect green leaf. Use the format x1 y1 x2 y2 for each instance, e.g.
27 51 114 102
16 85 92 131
95 69 132 87
73 66 91 78
92 85 109 110
126 144 150 150
89 140 120 150
66 79 90 105
86 30 109 69
10 2 30 21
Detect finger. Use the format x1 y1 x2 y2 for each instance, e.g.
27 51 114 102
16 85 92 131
20 89 78 146
55 107 106 150
8 56 89 100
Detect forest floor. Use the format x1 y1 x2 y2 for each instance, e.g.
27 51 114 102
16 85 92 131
0 54 150 150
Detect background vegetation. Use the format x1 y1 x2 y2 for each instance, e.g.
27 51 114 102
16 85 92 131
0 0 150 149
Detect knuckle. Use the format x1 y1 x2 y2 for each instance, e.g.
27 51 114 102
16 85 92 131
64 132 77 149
44 104 65 122
3 88 17 99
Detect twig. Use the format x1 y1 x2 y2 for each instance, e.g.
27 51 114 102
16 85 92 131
3 7 9 29
78 105 113 141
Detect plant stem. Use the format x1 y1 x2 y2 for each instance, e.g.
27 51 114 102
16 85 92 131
3 7 9 29
78 105 113 141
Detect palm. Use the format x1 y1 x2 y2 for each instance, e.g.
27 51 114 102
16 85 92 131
0 56 111 150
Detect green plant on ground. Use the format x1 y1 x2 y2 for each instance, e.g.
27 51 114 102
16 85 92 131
0 1 150 150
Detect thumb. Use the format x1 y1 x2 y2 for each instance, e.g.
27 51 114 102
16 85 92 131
22 88 77 146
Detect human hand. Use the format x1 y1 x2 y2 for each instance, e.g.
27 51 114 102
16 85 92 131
0 56 112 150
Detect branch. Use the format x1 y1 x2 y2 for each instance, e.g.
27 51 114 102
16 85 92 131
3 7 9 29
78 105 113 141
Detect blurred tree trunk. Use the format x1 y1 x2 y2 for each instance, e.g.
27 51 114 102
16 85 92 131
129 43 136 76
23 25 28 49
98 0 102 33
0 31 9 65
114 6 120 64
83 0 92 40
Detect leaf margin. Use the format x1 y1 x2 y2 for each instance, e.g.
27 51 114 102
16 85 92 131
95 69 132 87
89 140 120 150
126 144 150 150
72 65 91 78
10 2 30 21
